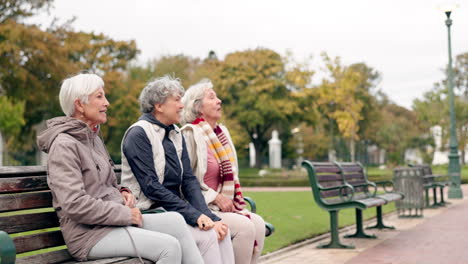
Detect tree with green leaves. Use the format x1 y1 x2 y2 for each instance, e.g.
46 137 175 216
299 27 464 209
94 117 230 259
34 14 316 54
0 3 139 164
213 48 312 167
0 0 53 23
315 53 378 162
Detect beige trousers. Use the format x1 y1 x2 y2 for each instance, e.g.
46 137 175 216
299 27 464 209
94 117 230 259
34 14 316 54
214 211 265 264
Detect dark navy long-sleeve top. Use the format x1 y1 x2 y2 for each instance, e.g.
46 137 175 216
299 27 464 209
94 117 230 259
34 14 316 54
122 113 220 226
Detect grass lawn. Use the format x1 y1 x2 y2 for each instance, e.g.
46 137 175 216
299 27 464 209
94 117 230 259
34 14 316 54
244 191 395 255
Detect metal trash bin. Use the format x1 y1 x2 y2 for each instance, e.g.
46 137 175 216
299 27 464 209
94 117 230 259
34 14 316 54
393 167 424 217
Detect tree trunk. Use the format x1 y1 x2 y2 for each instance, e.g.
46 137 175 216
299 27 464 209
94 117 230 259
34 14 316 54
349 139 356 162
253 140 264 169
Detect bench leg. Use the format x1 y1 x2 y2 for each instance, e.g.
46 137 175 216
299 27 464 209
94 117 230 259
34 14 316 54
344 209 377 239
439 186 446 206
425 188 430 207
432 187 439 207
318 210 354 249
367 206 395 230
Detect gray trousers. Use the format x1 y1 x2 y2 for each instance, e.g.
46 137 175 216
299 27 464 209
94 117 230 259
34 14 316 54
214 211 265 264
188 226 235 264
88 212 203 264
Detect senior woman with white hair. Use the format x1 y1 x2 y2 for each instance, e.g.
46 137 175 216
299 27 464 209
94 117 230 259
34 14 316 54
37 73 204 263
121 75 235 264
180 79 265 264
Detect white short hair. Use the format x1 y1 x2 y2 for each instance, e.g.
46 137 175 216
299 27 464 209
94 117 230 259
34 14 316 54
59 73 104 116
139 75 185 113
180 79 213 125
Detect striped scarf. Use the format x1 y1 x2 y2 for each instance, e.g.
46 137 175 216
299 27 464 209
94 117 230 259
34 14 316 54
192 118 247 211
193 118 258 252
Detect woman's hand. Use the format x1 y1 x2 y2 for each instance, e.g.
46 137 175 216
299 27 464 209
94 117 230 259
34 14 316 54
130 208 143 227
121 191 136 208
213 221 229 241
197 214 215 230
214 194 235 212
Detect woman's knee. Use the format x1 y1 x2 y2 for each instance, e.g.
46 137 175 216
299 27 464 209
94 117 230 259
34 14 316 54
164 211 186 225
198 229 218 248
157 235 181 260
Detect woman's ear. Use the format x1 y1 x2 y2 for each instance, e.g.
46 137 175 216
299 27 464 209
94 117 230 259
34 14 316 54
74 99 84 116
154 103 163 113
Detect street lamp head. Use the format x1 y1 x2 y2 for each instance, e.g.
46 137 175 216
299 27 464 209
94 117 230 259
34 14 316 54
438 2 459 17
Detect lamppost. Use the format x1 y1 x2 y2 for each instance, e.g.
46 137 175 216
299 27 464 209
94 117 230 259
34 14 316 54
441 4 463 198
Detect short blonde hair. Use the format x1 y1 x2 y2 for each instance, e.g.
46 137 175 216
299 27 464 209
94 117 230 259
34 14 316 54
180 79 213 125
59 73 104 116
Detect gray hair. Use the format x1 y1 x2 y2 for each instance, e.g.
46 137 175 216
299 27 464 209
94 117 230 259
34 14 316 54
139 76 185 113
180 79 213 125
59 73 104 116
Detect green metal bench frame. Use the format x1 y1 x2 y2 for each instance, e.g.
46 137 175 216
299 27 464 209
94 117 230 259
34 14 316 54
302 160 403 249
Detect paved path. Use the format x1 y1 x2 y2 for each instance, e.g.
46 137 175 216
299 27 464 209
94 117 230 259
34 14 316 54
259 184 468 264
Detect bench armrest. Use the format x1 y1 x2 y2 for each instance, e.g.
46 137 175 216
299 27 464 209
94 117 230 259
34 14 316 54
353 181 378 197
141 208 166 214
244 196 256 213
375 180 395 193
319 184 355 202
0 231 16 264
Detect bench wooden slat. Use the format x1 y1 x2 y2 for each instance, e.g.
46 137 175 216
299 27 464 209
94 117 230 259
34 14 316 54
61 256 153 264
0 191 52 212
0 176 49 194
316 174 342 182
13 230 65 254
17 249 72 264
0 212 58 233
0 166 47 177
312 166 341 173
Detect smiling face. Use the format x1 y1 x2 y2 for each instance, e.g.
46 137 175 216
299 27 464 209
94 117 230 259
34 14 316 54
199 88 222 124
155 93 184 126
75 87 109 128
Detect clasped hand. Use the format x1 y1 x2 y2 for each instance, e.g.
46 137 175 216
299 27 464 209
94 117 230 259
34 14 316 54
197 214 229 241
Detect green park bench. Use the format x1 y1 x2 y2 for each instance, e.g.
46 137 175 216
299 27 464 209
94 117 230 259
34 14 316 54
0 165 273 264
409 164 450 208
301 160 404 249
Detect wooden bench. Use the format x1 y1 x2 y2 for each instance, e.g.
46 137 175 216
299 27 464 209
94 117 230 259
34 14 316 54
0 165 273 264
301 160 403 249
409 164 450 208
0 165 151 264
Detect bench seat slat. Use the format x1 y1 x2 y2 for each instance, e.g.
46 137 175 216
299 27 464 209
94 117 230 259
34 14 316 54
14 230 65 254
16 249 72 264
356 197 387 208
0 176 49 194
0 191 52 212
377 192 404 203
0 212 58 233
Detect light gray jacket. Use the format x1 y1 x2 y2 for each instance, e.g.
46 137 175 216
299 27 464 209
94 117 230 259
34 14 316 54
37 117 132 261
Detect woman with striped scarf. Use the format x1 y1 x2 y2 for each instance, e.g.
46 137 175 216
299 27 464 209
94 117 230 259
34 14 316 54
181 79 266 264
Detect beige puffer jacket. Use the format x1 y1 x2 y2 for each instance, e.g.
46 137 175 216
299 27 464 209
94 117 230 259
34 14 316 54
37 116 132 261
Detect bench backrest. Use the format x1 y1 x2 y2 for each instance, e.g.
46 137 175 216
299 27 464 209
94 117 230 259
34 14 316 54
337 162 371 198
0 165 121 263
301 161 349 207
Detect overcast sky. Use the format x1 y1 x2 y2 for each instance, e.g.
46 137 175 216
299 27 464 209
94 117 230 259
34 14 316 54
30 0 468 109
